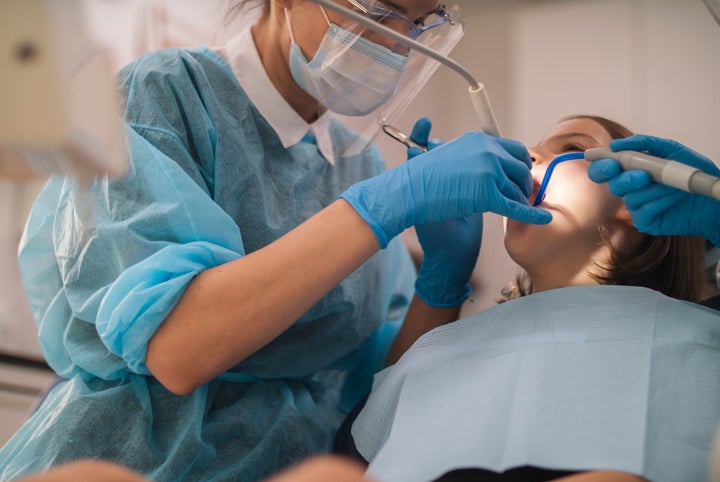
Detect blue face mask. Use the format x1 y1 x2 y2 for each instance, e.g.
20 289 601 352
285 8 409 117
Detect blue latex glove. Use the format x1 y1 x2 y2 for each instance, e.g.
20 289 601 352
340 127 551 250
587 134 720 246
408 117 483 307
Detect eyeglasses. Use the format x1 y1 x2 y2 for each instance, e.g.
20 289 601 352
345 0 452 39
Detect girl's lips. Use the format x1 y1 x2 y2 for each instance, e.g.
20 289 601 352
529 178 541 205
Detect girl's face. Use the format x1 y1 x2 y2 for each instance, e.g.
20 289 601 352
504 118 636 292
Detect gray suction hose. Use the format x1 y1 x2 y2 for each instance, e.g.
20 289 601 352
585 147 720 201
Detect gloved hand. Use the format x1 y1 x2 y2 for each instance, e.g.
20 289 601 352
587 134 720 246
407 117 483 307
340 122 551 251
406 117 444 157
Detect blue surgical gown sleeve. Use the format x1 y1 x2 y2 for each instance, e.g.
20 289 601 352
20 126 245 379
22 46 415 384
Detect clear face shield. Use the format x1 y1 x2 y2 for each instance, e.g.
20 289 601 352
704 0 720 27
289 0 465 158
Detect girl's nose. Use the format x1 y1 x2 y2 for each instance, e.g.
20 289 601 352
529 148 545 166
528 151 546 189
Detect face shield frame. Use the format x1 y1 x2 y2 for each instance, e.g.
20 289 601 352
305 0 466 159
343 0 454 43
704 0 720 27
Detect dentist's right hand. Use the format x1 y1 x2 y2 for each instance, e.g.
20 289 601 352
340 131 552 249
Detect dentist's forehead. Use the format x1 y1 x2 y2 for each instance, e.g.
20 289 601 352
388 0 441 15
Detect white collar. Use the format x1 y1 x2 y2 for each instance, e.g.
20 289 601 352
214 29 336 165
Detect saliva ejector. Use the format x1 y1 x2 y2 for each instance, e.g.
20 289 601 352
533 148 720 206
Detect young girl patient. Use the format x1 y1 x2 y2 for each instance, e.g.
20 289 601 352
342 116 720 482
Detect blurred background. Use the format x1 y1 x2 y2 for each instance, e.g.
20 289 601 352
1 0 719 445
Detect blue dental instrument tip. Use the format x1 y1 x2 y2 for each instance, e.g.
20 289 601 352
532 151 586 206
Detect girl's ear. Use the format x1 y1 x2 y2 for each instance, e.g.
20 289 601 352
611 203 647 254
615 204 634 227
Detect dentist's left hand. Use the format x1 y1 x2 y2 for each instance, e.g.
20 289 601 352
407 117 483 307
340 120 551 258
588 135 720 246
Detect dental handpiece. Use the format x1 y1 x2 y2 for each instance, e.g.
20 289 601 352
584 148 720 201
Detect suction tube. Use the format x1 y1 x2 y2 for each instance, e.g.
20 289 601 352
468 84 501 137
585 148 720 201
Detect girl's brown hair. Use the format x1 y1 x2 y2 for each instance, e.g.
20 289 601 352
501 115 706 303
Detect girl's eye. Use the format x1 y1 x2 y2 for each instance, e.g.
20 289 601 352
563 144 584 153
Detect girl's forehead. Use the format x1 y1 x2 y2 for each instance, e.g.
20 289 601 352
541 118 612 145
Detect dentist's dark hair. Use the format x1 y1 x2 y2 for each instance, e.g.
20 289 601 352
225 1 269 22
501 115 705 303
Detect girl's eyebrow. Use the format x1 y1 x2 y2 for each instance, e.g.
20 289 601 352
549 132 598 143
537 132 599 147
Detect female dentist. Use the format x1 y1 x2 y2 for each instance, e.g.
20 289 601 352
0 1 550 481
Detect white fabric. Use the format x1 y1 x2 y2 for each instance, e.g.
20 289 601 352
352 285 720 482
214 29 336 164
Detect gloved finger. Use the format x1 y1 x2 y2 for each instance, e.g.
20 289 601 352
495 137 532 167
409 117 432 146
606 170 652 197
497 197 553 225
428 139 444 151
612 135 719 175
622 183 682 211
496 173 544 215
407 146 425 159
630 192 686 234
498 156 534 197
610 135 682 158
587 159 622 183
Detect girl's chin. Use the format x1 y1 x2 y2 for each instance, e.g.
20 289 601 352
504 220 556 264
505 217 546 236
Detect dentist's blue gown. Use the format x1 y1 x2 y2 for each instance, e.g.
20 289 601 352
0 46 415 482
